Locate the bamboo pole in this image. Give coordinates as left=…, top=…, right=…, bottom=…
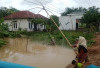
left=37, top=2, right=77, bottom=55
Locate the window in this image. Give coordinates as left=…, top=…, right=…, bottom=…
left=40, top=24, right=43, bottom=28
left=28, top=19, right=32, bottom=29
left=12, top=20, right=17, bottom=29
left=14, top=22, right=17, bottom=28
left=29, top=23, right=32, bottom=29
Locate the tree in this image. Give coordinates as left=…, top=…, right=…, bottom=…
left=0, top=7, right=19, bottom=19
left=47, top=15, right=59, bottom=31
left=81, top=6, right=100, bottom=31
left=61, top=7, right=87, bottom=16
left=0, top=18, right=8, bottom=46
left=0, top=18, right=9, bottom=38
left=31, top=18, right=48, bottom=31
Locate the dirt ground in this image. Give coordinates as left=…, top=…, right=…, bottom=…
left=66, top=32, right=100, bottom=68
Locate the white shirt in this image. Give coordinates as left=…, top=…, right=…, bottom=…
left=77, top=36, right=87, bottom=49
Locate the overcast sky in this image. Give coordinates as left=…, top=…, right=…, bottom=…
left=0, top=0, right=100, bottom=17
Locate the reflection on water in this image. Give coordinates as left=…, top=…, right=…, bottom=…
left=0, top=38, right=75, bottom=68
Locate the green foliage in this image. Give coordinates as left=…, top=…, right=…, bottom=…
left=30, top=32, right=50, bottom=42
left=0, top=18, right=9, bottom=38
left=0, top=40, right=7, bottom=47
left=87, top=40, right=95, bottom=47
left=30, top=31, right=95, bottom=47
left=61, top=6, right=100, bottom=31
left=9, top=32, right=21, bottom=38
left=83, top=33, right=94, bottom=40
left=0, top=7, right=18, bottom=46
left=61, top=7, right=87, bottom=16
left=81, top=6, right=100, bottom=31
left=47, top=15, right=59, bottom=31
left=0, top=18, right=7, bottom=46
left=31, top=18, right=48, bottom=31
left=20, top=29, right=30, bottom=36
left=0, top=7, right=19, bottom=18
left=31, top=18, right=48, bottom=24
left=9, top=29, right=29, bottom=38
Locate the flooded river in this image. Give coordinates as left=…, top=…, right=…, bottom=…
left=0, top=38, right=75, bottom=68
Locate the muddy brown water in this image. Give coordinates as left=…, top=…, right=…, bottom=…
left=0, top=38, right=75, bottom=68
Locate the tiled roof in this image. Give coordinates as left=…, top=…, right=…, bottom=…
left=4, top=11, right=47, bottom=20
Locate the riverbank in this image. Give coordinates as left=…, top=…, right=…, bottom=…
left=0, top=31, right=95, bottom=47
left=84, top=32, right=100, bottom=66
left=66, top=32, right=100, bottom=68
left=29, top=31, right=95, bottom=47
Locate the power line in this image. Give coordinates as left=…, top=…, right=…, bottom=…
left=24, top=0, right=39, bottom=5
left=45, top=0, right=65, bottom=12
left=24, top=0, right=63, bottom=15
left=24, top=0, right=68, bottom=31
left=37, top=9, right=43, bottom=14
left=37, top=0, right=77, bottom=55
left=45, top=7, right=61, bottom=14
left=24, top=0, right=73, bottom=30
left=28, top=7, right=42, bottom=10
left=23, top=0, right=78, bottom=31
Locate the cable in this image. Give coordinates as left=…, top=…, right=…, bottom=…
left=36, top=0, right=77, bottom=55
left=28, top=7, right=42, bottom=10
left=24, top=0, right=63, bottom=15
left=24, top=0, right=39, bottom=5
left=45, top=0, right=65, bottom=12
left=37, top=9, right=43, bottom=14
left=24, top=0, right=82, bottom=32
left=45, top=7, right=62, bottom=14
left=46, top=8, right=65, bottom=30
left=24, top=0, right=71, bottom=45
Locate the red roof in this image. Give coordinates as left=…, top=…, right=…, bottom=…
left=4, top=11, right=47, bottom=20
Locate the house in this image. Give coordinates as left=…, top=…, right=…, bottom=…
left=59, top=12, right=84, bottom=30
left=4, top=11, right=48, bottom=31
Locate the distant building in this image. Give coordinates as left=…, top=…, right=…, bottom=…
left=59, top=12, right=84, bottom=30
left=4, top=11, right=47, bottom=31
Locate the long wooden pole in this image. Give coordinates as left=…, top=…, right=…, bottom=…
left=37, top=2, right=77, bottom=55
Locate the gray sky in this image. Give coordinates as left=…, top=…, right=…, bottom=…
left=0, top=0, right=100, bottom=17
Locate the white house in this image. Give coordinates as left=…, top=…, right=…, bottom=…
left=59, top=12, right=84, bottom=30
left=4, top=11, right=48, bottom=31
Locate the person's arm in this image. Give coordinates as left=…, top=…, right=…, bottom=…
left=74, top=40, right=79, bottom=47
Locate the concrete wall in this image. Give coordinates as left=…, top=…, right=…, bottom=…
left=59, top=14, right=83, bottom=30
left=4, top=19, right=45, bottom=31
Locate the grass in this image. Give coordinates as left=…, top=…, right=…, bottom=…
left=29, top=30, right=95, bottom=47
left=0, top=30, right=95, bottom=47
left=0, top=39, right=7, bottom=47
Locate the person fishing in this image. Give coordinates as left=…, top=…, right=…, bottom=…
left=73, top=36, right=88, bottom=63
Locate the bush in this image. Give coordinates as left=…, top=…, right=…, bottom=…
left=87, top=40, right=95, bottom=46
left=9, top=32, right=21, bottom=38
left=20, top=29, right=29, bottom=35
left=83, top=33, right=94, bottom=40
left=0, top=40, right=7, bottom=47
